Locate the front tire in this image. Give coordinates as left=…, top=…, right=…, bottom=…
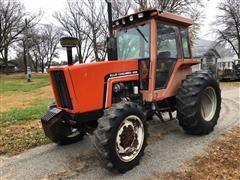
left=176, top=71, right=221, bottom=135
left=46, top=103, right=85, bottom=145
left=53, top=121, right=85, bottom=145
left=94, top=102, right=148, bottom=173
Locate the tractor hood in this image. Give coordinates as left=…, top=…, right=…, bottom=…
left=48, top=60, right=139, bottom=113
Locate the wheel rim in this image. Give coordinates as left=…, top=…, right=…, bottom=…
left=200, top=87, right=217, bottom=122
left=115, top=115, right=144, bottom=162
left=66, top=128, right=80, bottom=138
left=61, top=122, right=81, bottom=138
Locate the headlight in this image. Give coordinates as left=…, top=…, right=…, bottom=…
left=129, top=15, right=134, bottom=21
left=138, top=13, right=144, bottom=18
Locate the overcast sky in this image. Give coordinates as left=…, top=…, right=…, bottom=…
left=20, top=0, right=222, bottom=61
left=22, top=0, right=221, bottom=40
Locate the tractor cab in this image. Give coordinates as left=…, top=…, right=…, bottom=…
left=110, top=9, right=198, bottom=101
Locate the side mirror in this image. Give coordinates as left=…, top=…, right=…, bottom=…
left=60, top=37, right=79, bottom=65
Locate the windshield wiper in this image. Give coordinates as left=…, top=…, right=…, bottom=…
left=136, top=27, right=148, bottom=43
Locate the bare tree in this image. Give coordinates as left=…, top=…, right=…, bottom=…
left=215, top=0, right=240, bottom=58
left=27, top=25, right=62, bottom=73
left=0, top=0, right=40, bottom=74
left=78, top=0, right=108, bottom=61
left=55, top=0, right=109, bottom=62
left=133, top=0, right=148, bottom=10
left=54, top=1, right=92, bottom=63
left=43, top=24, right=62, bottom=68
left=111, top=0, right=133, bottom=18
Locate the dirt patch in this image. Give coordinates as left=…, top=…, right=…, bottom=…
left=0, top=86, right=52, bottom=112
left=0, top=120, right=49, bottom=156
left=148, top=127, right=179, bottom=144
left=146, top=126, right=240, bottom=180
left=220, top=82, right=240, bottom=90
left=48, top=153, right=100, bottom=180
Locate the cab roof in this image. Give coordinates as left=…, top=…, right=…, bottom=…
left=113, top=9, right=193, bottom=27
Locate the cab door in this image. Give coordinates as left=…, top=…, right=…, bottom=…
left=155, top=23, right=180, bottom=89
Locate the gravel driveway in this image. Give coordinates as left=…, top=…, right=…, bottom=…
left=1, top=87, right=239, bottom=180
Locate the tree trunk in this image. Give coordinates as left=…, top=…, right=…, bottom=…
left=35, top=60, right=38, bottom=73
left=4, top=47, right=9, bottom=75
left=92, top=29, right=99, bottom=61
left=31, top=57, right=38, bottom=73
left=41, top=59, right=44, bottom=73
left=23, top=42, right=27, bottom=74
left=238, top=39, right=240, bottom=59
left=48, top=58, right=52, bottom=69
left=77, top=42, right=83, bottom=64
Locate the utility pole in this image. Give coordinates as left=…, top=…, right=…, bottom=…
left=24, top=18, right=31, bottom=82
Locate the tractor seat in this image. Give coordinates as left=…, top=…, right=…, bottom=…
left=158, top=51, right=171, bottom=59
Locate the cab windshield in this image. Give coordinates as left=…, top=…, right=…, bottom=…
left=117, top=23, right=150, bottom=60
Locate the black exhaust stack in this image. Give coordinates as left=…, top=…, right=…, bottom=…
left=106, top=0, right=117, bottom=60
left=60, top=37, right=79, bottom=65
left=107, top=1, right=113, bottom=38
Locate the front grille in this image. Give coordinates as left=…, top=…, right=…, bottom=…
left=51, top=71, right=73, bottom=109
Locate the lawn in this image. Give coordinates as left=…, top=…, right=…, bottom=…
left=0, top=73, right=50, bottom=94
left=0, top=73, right=53, bottom=155
left=149, top=126, right=240, bottom=180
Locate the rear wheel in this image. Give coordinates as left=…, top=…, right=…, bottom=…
left=94, top=102, right=148, bottom=173
left=176, top=71, right=221, bottom=135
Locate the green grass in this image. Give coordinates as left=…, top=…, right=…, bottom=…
left=0, top=98, right=52, bottom=127
left=0, top=73, right=52, bottom=155
left=0, top=74, right=50, bottom=94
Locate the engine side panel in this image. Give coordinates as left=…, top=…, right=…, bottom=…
left=49, top=60, right=138, bottom=114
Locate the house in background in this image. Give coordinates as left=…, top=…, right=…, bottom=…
left=0, top=59, right=18, bottom=73
left=191, top=39, right=236, bottom=76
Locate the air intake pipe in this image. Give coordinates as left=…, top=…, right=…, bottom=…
left=60, top=37, right=79, bottom=65
left=105, top=0, right=117, bottom=60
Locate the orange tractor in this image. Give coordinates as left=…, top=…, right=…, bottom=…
left=41, top=2, right=221, bottom=173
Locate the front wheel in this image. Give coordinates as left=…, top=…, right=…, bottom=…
left=54, top=121, right=85, bottom=145
left=44, top=102, right=85, bottom=145
left=94, top=102, right=148, bottom=173
left=176, top=71, right=221, bottom=135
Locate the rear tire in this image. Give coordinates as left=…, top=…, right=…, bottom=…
left=176, top=71, right=221, bottom=135
left=94, top=101, right=148, bottom=173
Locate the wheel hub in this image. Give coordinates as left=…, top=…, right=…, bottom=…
left=119, top=125, right=136, bottom=149
left=200, top=87, right=217, bottom=121
left=115, top=115, right=144, bottom=162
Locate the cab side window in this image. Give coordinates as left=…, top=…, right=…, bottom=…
left=180, top=28, right=191, bottom=58
left=155, top=24, right=179, bottom=89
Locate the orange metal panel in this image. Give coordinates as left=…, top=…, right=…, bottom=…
left=152, top=60, right=199, bottom=101
left=49, top=60, right=138, bottom=114
left=142, top=19, right=157, bottom=102
left=113, top=9, right=192, bottom=28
